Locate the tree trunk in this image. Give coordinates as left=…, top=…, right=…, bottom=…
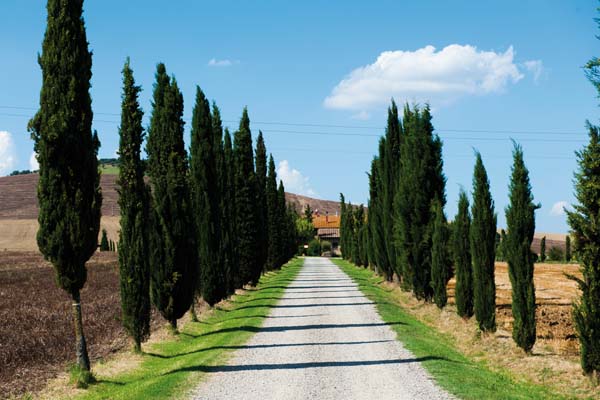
left=133, top=339, right=142, bottom=354
left=170, top=319, right=178, bottom=332
left=190, top=302, right=198, bottom=322
left=72, top=291, right=90, bottom=371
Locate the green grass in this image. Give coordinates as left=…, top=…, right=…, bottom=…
left=99, top=164, right=119, bottom=175
left=332, top=258, right=574, bottom=400
left=72, top=258, right=303, bottom=400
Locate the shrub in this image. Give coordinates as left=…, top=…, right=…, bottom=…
left=307, top=239, right=321, bottom=256
left=548, top=246, right=564, bottom=262
left=321, top=241, right=332, bottom=253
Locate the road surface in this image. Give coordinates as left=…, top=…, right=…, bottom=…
left=191, top=257, right=453, bottom=400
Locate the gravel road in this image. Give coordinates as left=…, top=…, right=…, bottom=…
left=191, top=257, right=454, bottom=400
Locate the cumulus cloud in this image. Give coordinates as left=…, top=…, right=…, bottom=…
left=29, top=151, right=39, bottom=171
left=351, top=110, right=371, bottom=121
left=277, top=160, right=317, bottom=197
left=550, top=201, right=571, bottom=217
left=0, top=131, right=16, bottom=176
left=208, top=58, right=236, bottom=67
left=324, top=44, right=540, bottom=111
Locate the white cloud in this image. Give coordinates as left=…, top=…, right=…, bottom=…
left=277, top=160, right=318, bottom=197
left=550, top=201, right=571, bottom=217
left=29, top=151, right=39, bottom=171
left=208, top=58, right=236, bottom=67
left=0, top=131, right=16, bottom=176
left=324, top=44, right=537, bottom=111
left=524, top=60, right=544, bottom=84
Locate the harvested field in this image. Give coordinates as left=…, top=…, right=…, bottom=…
left=448, top=261, right=581, bottom=356
left=0, top=251, right=160, bottom=399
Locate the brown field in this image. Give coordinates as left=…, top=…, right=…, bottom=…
left=0, top=251, right=161, bottom=399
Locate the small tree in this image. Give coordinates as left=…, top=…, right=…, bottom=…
left=431, top=199, right=448, bottom=309
left=548, top=246, right=564, bottom=262
left=566, top=123, right=600, bottom=379
left=307, top=239, right=321, bottom=256
left=100, top=229, right=109, bottom=251
left=565, top=235, right=572, bottom=262
left=304, top=204, right=313, bottom=222
left=540, top=236, right=546, bottom=262
left=453, top=189, right=473, bottom=318
left=505, top=143, right=538, bottom=353
left=322, top=240, right=332, bottom=253
left=470, top=152, right=497, bottom=332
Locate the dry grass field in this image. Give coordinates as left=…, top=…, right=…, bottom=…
left=0, top=251, right=161, bottom=398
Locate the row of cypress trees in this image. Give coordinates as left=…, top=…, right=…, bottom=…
left=31, top=0, right=297, bottom=369
left=340, top=101, right=539, bottom=353
left=119, top=62, right=298, bottom=348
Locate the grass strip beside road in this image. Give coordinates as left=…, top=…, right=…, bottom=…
left=332, top=258, right=571, bottom=400
left=72, top=258, right=303, bottom=400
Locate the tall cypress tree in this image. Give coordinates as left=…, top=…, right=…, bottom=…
left=340, top=194, right=348, bottom=259
left=353, top=205, right=365, bottom=266
left=453, top=189, right=474, bottom=318
left=565, top=235, right=572, bottom=262
left=255, top=132, right=269, bottom=273
left=100, top=229, right=109, bottom=251
left=368, top=157, right=391, bottom=279
left=566, top=124, right=600, bottom=378
left=395, top=105, right=445, bottom=300
left=117, top=60, right=151, bottom=352
left=233, top=108, right=260, bottom=286
left=28, top=0, right=101, bottom=372
left=431, top=199, right=448, bottom=309
left=539, top=236, right=546, bottom=262
left=505, top=143, right=538, bottom=353
left=266, top=155, right=282, bottom=270
left=470, top=152, right=497, bottom=332
left=147, top=64, right=197, bottom=330
left=277, top=180, right=290, bottom=265
left=190, top=87, right=224, bottom=307
left=222, top=128, right=239, bottom=294
left=382, top=102, right=401, bottom=276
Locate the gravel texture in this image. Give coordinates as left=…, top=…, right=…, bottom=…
left=191, top=257, right=454, bottom=400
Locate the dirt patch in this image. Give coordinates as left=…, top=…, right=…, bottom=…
left=0, top=251, right=161, bottom=399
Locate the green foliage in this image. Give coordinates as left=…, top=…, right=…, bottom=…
left=295, top=215, right=315, bottom=245
left=368, top=156, right=392, bottom=279
left=566, top=123, right=600, bottom=378
left=99, top=229, right=109, bottom=251
left=321, top=240, right=332, bottom=253
left=147, top=63, right=197, bottom=328
left=431, top=199, right=449, bottom=309
left=303, top=204, right=313, bottom=222
left=221, top=128, right=239, bottom=295
left=565, top=235, right=572, bottom=262
left=233, top=108, right=261, bottom=286
left=394, top=105, right=446, bottom=300
left=352, top=205, right=366, bottom=266
left=255, top=132, right=269, bottom=273
left=470, top=153, right=497, bottom=332
left=539, top=236, right=546, bottom=262
left=505, top=143, right=538, bottom=352
left=547, top=246, right=564, bottom=261
left=453, top=189, right=473, bottom=318
left=266, top=155, right=283, bottom=270
left=116, top=59, right=151, bottom=352
left=189, top=87, right=224, bottom=307
left=28, top=0, right=101, bottom=371
left=307, top=239, right=321, bottom=256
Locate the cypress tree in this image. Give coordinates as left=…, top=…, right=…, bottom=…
left=233, top=108, right=260, bottom=286
left=117, top=60, right=151, bottom=352
left=453, top=189, right=473, bottom=318
left=146, top=64, right=197, bottom=330
left=304, top=204, right=314, bottom=222
left=382, top=102, right=401, bottom=277
left=565, top=235, right=572, bottom=262
left=266, top=155, right=282, bottom=270
left=566, top=123, right=600, bottom=379
left=28, top=0, right=101, bottom=372
left=222, top=128, right=239, bottom=294
left=189, top=87, right=224, bottom=307
left=470, top=152, right=497, bottom=332
left=431, top=199, right=448, bottom=309
left=277, top=180, right=290, bottom=265
left=255, top=132, right=269, bottom=273
left=505, top=143, right=538, bottom=353
left=353, top=205, right=365, bottom=266
left=395, top=105, right=445, bottom=299
left=539, top=236, right=546, bottom=262
left=340, top=194, right=348, bottom=259
left=100, top=229, right=109, bottom=251
left=368, top=157, right=389, bottom=278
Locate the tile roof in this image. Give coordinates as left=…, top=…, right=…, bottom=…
left=312, top=215, right=340, bottom=229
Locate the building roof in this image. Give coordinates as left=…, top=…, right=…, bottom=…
left=317, top=228, right=340, bottom=239
left=313, top=215, right=340, bottom=229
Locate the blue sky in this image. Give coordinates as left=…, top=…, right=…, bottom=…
left=0, top=0, right=598, bottom=233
